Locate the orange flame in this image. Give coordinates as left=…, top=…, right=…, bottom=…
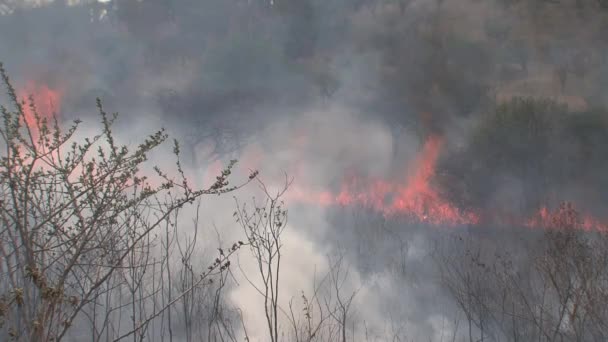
left=286, top=136, right=479, bottom=226
left=387, top=136, right=479, bottom=224
left=19, top=81, right=62, bottom=141
left=525, top=202, right=608, bottom=232
left=283, top=135, right=607, bottom=231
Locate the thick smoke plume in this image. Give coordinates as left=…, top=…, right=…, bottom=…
left=2, top=0, right=608, bottom=341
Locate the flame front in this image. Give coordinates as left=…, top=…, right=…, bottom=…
left=283, top=135, right=606, bottom=231
left=526, top=203, right=608, bottom=232
left=19, top=81, right=62, bottom=141
left=287, top=136, right=479, bottom=226
left=18, top=80, right=604, bottom=231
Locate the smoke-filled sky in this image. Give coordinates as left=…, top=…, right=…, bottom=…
left=2, top=0, right=608, bottom=340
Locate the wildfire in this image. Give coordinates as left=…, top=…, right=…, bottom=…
left=526, top=202, right=608, bottom=232
left=286, top=136, right=479, bottom=226
left=282, top=135, right=606, bottom=231
left=18, top=81, right=62, bottom=140
left=11, top=78, right=607, bottom=231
